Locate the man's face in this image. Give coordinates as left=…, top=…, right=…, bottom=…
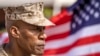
left=16, top=21, right=47, bottom=55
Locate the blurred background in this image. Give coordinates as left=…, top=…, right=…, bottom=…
left=1, top=0, right=100, bottom=56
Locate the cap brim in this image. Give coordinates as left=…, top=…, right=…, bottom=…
left=21, top=17, right=55, bottom=26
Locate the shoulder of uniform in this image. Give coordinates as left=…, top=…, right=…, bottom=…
left=0, top=45, right=7, bottom=56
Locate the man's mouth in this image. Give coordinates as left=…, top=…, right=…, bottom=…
left=37, top=45, right=45, bottom=49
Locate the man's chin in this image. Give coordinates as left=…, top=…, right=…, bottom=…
left=33, top=48, right=44, bottom=55
left=35, top=50, right=44, bottom=55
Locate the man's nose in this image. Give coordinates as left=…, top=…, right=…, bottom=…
left=39, top=33, right=47, bottom=40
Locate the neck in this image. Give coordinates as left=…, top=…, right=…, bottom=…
left=4, top=41, right=37, bottom=56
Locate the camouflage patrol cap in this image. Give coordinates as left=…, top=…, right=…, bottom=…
left=4, top=2, right=55, bottom=26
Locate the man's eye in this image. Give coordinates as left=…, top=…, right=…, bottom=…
left=43, top=27, right=45, bottom=30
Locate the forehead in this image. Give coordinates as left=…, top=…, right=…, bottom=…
left=16, top=20, right=45, bottom=29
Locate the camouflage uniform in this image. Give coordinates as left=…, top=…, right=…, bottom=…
left=0, top=45, right=8, bottom=56
left=0, top=45, right=35, bottom=56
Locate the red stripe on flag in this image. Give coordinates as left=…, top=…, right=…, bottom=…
left=51, top=10, right=72, bottom=25
left=82, top=53, right=100, bottom=56
left=4, top=37, right=9, bottom=43
left=44, top=35, right=100, bottom=55
left=46, top=31, right=70, bottom=41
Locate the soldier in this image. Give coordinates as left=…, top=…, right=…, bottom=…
left=0, top=2, right=55, bottom=56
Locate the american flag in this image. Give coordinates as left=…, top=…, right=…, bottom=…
left=44, top=0, right=100, bottom=56
left=0, top=0, right=100, bottom=56
left=0, top=32, right=8, bottom=45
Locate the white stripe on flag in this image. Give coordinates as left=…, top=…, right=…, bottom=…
left=66, top=42, right=100, bottom=56
left=45, top=22, right=70, bottom=36
left=45, top=24, right=100, bottom=49
left=55, top=42, right=100, bottom=56
left=0, top=32, right=8, bottom=45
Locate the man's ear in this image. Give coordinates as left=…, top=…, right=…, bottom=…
left=10, top=26, right=20, bottom=38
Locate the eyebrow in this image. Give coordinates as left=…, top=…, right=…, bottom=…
left=29, top=25, right=45, bottom=30
left=37, top=26, right=45, bottom=30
